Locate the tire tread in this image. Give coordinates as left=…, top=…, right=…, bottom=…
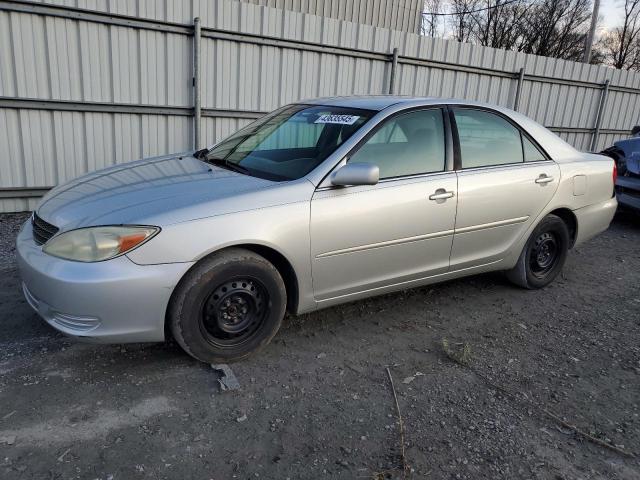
left=168, top=248, right=286, bottom=363
left=506, top=214, right=569, bottom=289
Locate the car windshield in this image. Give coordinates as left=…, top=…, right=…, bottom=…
left=204, top=104, right=374, bottom=181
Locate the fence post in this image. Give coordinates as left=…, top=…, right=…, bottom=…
left=590, top=79, right=610, bottom=152
left=513, top=67, right=525, bottom=111
left=193, top=17, right=202, bottom=150
left=388, top=47, right=399, bottom=95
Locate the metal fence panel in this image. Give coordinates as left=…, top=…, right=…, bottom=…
left=237, top=0, right=422, bottom=33
left=1, top=0, right=640, bottom=212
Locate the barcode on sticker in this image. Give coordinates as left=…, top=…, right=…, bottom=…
left=314, top=114, right=360, bottom=125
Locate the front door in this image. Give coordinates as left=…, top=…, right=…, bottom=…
left=449, top=107, right=560, bottom=270
left=310, top=108, right=458, bottom=301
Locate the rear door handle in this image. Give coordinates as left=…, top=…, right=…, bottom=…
left=429, top=189, right=455, bottom=201
left=535, top=174, right=554, bottom=184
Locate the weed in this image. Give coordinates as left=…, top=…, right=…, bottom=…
left=441, top=338, right=472, bottom=366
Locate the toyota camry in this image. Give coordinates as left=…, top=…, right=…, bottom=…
left=17, top=97, right=617, bottom=363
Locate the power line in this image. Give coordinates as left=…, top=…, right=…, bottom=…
left=422, top=0, right=525, bottom=17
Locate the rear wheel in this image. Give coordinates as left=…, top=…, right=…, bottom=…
left=169, top=249, right=286, bottom=363
left=506, top=214, right=570, bottom=289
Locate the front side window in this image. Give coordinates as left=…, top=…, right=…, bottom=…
left=348, top=109, right=446, bottom=179
left=205, top=105, right=374, bottom=181
left=454, top=109, right=524, bottom=168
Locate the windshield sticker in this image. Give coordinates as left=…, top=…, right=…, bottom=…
left=314, top=114, right=360, bottom=125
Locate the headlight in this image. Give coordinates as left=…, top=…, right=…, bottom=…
left=43, top=226, right=159, bottom=262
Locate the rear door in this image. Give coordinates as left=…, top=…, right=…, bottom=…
left=449, top=107, right=560, bottom=270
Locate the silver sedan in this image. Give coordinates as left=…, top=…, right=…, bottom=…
left=17, top=97, right=617, bottom=363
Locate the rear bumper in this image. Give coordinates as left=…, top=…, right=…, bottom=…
left=615, top=175, right=640, bottom=211
left=573, top=197, right=617, bottom=247
left=17, top=220, right=193, bottom=343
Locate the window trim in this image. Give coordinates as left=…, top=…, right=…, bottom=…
left=448, top=105, right=552, bottom=171
left=327, top=105, right=453, bottom=185
left=456, top=158, right=556, bottom=176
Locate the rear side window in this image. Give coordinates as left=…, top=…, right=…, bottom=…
left=522, top=135, right=546, bottom=162
left=348, top=109, right=446, bottom=179
left=453, top=109, right=524, bottom=168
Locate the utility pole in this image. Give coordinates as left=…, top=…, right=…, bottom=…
left=583, top=0, right=600, bottom=63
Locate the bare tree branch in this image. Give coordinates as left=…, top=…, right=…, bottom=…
left=597, top=0, right=640, bottom=70
left=426, top=0, right=595, bottom=64
left=422, top=0, right=444, bottom=37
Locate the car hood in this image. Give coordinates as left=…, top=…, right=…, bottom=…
left=36, top=153, right=280, bottom=230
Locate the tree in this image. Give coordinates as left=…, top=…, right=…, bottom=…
left=467, top=0, right=532, bottom=49
left=518, top=0, right=593, bottom=61
left=449, top=0, right=481, bottom=42
left=596, top=0, right=640, bottom=70
left=421, top=0, right=595, bottom=62
left=422, top=0, right=444, bottom=36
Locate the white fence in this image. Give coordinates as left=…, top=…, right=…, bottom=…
left=1, top=0, right=640, bottom=212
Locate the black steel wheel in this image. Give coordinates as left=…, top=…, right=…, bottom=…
left=506, top=214, right=570, bottom=289
left=528, top=231, right=559, bottom=278
left=169, top=249, right=287, bottom=363
left=200, top=278, right=269, bottom=348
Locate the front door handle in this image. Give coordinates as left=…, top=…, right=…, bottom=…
left=535, top=174, right=554, bottom=184
left=429, top=189, right=455, bottom=201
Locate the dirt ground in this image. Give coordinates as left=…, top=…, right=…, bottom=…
left=0, top=211, right=639, bottom=480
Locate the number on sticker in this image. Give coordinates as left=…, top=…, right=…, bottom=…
left=314, top=114, right=360, bottom=125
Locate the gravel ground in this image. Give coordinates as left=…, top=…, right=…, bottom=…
left=0, top=211, right=639, bottom=480
left=0, top=213, right=29, bottom=269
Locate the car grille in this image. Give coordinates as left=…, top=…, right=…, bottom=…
left=32, top=213, right=59, bottom=246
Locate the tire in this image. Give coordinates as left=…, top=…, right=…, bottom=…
left=506, top=214, right=570, bottom=289
left=168, top=248, right=287, bottom=363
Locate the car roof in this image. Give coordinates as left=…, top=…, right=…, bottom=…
left=298, top=95, right=581, bottom=161
left=299, top=95, right=505, bottom=111
left=300, top=95, right=429, bottom=110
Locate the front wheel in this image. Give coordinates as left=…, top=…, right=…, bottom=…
left=169, top=249, right=287, bottom=363
left=506, top=214, right=570, bottom=289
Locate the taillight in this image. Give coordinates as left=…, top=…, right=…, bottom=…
left=613, top=161, right=618, bottom=185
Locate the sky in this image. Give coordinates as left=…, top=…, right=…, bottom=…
left=427, top=1, right=627, bottom=37
left=598, top=0, right=624, bottom=32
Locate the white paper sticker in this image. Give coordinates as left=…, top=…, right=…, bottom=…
left=314, top=114, right=360, bottom=125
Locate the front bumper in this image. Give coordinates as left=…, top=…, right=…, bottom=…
left=16, top=220, right=193, bottom=343
left=616, top=175, right=640, bottom=211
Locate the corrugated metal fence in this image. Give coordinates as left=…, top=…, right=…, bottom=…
left=237, top=0, right=423, bottom=33
left=1, top=0, right=640, bottom=213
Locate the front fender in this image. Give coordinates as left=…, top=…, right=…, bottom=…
left=126, top=202, right=315, bottom=314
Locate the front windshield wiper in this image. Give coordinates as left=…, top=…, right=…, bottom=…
left=206, top=157, right=251, bottom=175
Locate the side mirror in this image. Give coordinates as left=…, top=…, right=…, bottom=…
left=330, top=162, right=379, bottom=186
